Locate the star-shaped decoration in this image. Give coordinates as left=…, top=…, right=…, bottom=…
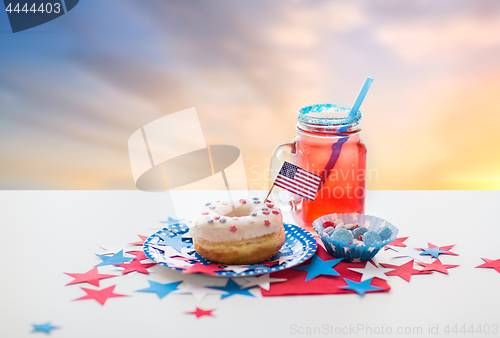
left=128, top=235, right=148, bottom=246
left=385, top=236, right=409, bottom=250
left=65, top=267, right=117, bottom=287
left=185, top=307, right=215, bottom=318
left=136, top=280, right=182, bottom=299
left=340, top=278, right=383, bottom=295
left=158, top=256, right=195, bottom=268
left=363, top=219, right=371, bottom=228
left=127, top=250, right=149, bottom=261
left=419, top=243, right=458, bottom=258
left=476, top=258, right=500, bottom=273
left=391, top=246, right=425, bottom=261
left=293, top=255, right=343, bottom=281
left=240, top=273, right=287, bottom=291
left=74, top=285, right=127, bottom=305
left=270, top=251, right=295, bottom=265
left=114, top=259, right=156, bottom=275
left=148, top=244, right=195, bottom=260
left=181, top=263, right=225, bottom=276
left=223, top=265, right=251, bottom=274
left=208, top=278, right=255, bottom=299
left=416, top=259, right=459, bottom=274
left=348, top=261, right=394, bottom=281
left=352, top=213, right=358, bottom=221
left=156, top=234, right=191, bottom=253
left=32, top=322, right=59, bottom=334
left=95, top=250, right=133, bottom=267
left=173, top=282, right=228, bottom=301
left=159, top=217, right=182, bottom=225
left=380, top=260, right=432, bottom=282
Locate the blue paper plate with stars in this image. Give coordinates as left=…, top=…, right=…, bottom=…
left=143, top=222, right=317, bottom=277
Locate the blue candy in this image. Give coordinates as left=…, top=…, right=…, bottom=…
left=253, top=201, right=261, bottom=204
left=352, top=227, right=368, bottom=240
left=205, top=202, right=211, bottom=206
left=209, top=206, right=216, bottom=209
left=262, top=207, right=269, bottom=211
left=252, top=197, right=259, bottom=200
left=220, top=218, right=227, bottom=223
left=331, top=228, right=354, bottom=244
left=379, top=227, right=392, bottom=241
left=362, top=231, right=381, bottom=244
left=207, top=219, right=214, bottom=223
left=250, top=212, right=257, bottom=216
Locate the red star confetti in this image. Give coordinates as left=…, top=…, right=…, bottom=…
left=128, top=235, right=148, bottom=246
left=115, top=259, right=156, bottom=275
left=74, top=285, right=127, bottom=305
left=185, top=308, right=215, bottom=318
left=181, top=263, right=225, bottom=276
left=64, top=267, right=117, bottom=287
left=476, top=258, right=500, bottom=274
left=380, top=260, right=432, bottom=282
left=384, top=236, right=409, bottom=250
left=127, top=250, right=149, bottom=261
left=416, top=259, right=459, bottom=274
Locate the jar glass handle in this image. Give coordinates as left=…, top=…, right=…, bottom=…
left=269, top=141, right=301, bottom=211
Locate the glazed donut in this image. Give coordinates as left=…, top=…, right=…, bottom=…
left=189, top=197, right=285, bottom=265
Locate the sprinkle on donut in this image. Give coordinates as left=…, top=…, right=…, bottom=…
left=202, top=212, right=208, bottom=215
left=264, top=220, right=271, bottom=226
left=272, top=210, right=279, bottom=215
left=267, top=204, right=274, bottom=208
left=239, top=199, right=246, bottom=204
left=230, top=226, right=237, bottom=233
left=262, top=211, right=270, bottom=215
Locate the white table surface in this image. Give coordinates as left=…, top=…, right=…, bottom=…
left=1, top=190, right=499, bottom=338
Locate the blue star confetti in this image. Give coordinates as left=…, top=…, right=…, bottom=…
left=160, top=217, right=183, bottom=225
left=208, top=279, right=255, bottom=299
left=293, top=255, right=343, bottom=281
left=419, top=247, right=447, bottom=259
left=95, top=250, right=133, bottom=267
left=156, top=233, right=191, bottom=252
left=136, top=280, right=183, bottom=299
left=340, top=278, right=383, bottom=296
left=31, top=322, right=59, bottom=334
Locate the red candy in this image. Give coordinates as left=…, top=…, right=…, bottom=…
left=239, top=199, right=246, bottom=204
left=266, top=204, right=274, bottom=208
left=359, top=235, right=363, bottom=241
left=230, top=226, right=237, bottom=233
left=202, top=212, right=208, bottom=215
left=272, top=210, right=280, bottom=215
left=266, top=199, right=272, bottom=203
left=264, top=220, right=271, bottom=226
left=262, top=211, right=270, bottom=215
left=214, top=216, right=220, bottom=220
left=323, top=221, right=335, bottom=228
left=354, top=224, right=360, bottom=229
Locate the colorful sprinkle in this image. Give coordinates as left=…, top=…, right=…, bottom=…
left=261, top=207, right=269, bottom=211
left=250, top=212, right=257, bottom=216
left=266, top=199, right=271, bottom=203
left=230, top=226, right=237, bottom=233
left=239, top=199, right=246, bottom=204
left=264, top=220, right=271, bottom=226
left=205, top=202, right=211, bottom=206
left=202, top=212, right=208, bottom=215
left=252, top=197, right=259, bottom=200
left=214, top=216, right=221, bottom=220
left=220, top=218, right=227, bottom=223
left=207, top=219, right=214, bottom=223
left=262, top=211, right=270, bottom=215
left=266, top=204, right=274, bottom=208
left=253, top=201, right=261, bottom=204
left=209, top=206, right=216, bottom=209
left=272, top=210, right=280, bottom=215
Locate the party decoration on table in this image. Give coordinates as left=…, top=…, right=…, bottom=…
left=160, top=217, right=184, bottom=225
left=416, top=259, right=459, bottom=274
left=208, top=279, right=256, bottom=299
left=95, top=250, right=134, bottom=267
left=293, top=255, right=342, bottom=281
left=262, top=246, right=390, bottom=297
left=313, top=213, right=398, bottom=262
left=390, top=246, right=425, bottom=262
left=475, top=258, right=500, bottom=274
left=181, top=263, right=226, bottom=276
left=380, top=260, right=432, bottom=282
left=157, top=233, right=191, bottom=252
left=240, top=274, right=287, bottom=291
left=74, top=285, right=128, bottom=305
left=348, top=261, right=393, bottom=282
left=185, top=307, right=215, bottom=319
left=266, top=161, right=321, bottom=202
left=128, top=235, right=148, bottom=246
left=136, top=280, right=183, bottom=299
left=31, top=322, right=59, bottom=334
left=385, top=236, right=409, bottom=250
left=64, top=267, right=117, bottom=287
left=340, top=278, right=383, bottom=296
left=173, top=281, right=228, bottom=301
left=114, top=260, right=156, bottom=275
left=127, top=250, right=149, bottom=261
left=419, top=243, right=458, bottom=258
left=144, top=223, right=317, bottom=277
left=98, top=244, right=131, bottom=256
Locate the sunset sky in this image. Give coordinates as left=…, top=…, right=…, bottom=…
left=1, top=0, right=500, bottom=190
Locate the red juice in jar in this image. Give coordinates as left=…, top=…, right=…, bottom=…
left=271, top=103, right=367, bottom=229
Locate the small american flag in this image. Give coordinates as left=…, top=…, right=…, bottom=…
left=274, top=161, right=321, bottom=201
